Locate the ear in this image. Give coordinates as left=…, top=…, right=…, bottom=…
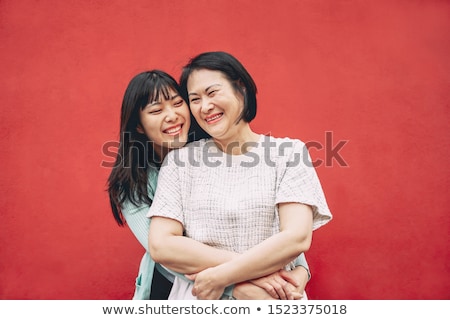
left=136, top=124, right=144, bottom=134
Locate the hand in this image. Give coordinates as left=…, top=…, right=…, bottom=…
left=233, top=281, right=277, bottom=300
left=185, top=268, right=226, bottom=300
left=279, top=268, right=306, bottom=300
left=250, top=269, right=305, bottom=300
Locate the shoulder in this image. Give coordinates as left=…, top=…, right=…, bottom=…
left=264, top=135, right=305, bottom=147
left=261, top=135, right=307, bottom=157
left=164, top=138, right=211, bottom=162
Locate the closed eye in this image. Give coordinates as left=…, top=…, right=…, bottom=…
left=190, top=97, right=200, bottom=104
left=173, top=99, right=184, bottom=107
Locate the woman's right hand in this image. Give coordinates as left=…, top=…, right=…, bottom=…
left=235, top=269, right=304, bottom=300
left=233, top=282, right=276, bottom=300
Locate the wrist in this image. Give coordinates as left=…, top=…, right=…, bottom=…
left=212, top=263, right=235, bottom=288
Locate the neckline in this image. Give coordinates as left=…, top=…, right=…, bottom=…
left=210, top=134, right=264, bottom=155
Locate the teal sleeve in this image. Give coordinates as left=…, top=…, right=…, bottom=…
left=122, top=199, right=152, bottom=251
left=121, top=167, right=159, bottom=251
left=294, top=253, right=311, bottom=280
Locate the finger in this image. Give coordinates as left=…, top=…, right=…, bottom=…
left=260, top=283, right=280, bottom=299
left=283, top=281, right=299, bottom=300
left=279, top=269, right=300, bottom=287
left=283, top=282, right=296, bottom=293
left=273, top=281, right=288, bottom=300
left=288, top=292, right=303, bottom=300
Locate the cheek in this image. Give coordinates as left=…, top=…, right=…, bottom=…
left=140, top=118, right=161, bottom=140
left=184, top=114, right=191, bottom=130
left=192, top=113, right=203, bottom=125
left=189, top=104, right=202, bottom=119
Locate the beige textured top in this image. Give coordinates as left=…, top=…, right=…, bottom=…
left=148, top=135, right=332, bottom=253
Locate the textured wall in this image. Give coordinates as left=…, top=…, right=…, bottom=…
left=1, top=0, right=449, bottom=299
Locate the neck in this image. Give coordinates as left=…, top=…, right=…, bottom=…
left=213, top=125, right=260, bottom=155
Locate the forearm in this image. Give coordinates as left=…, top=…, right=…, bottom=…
left=215, top=230, right=311, bottom=287
left=211, top=203, right=313, bottom=288
left=149, top=225, right=237, bottom=274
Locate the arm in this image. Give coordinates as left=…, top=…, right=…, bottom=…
left=122, top=167, right=160, bottom=252
left=167, top=202, right=312, bottom=299
left=122, top=201, right=151, bottom=251
left=149, top=216, right=238, bottom=274
left=151, top=203, right=312, bottom=277
left=293, top=253, right=311, bottom=280
left=149, top=215, right=309, bottom=300
left=188, top=202, right=313, bottom=299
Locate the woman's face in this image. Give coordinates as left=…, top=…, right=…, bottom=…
left=137, top=88, right=191, bottom=157
left=187, top=69, right=245, bottom=144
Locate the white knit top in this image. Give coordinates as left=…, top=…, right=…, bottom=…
left=147, top=135, right=332, bottom=253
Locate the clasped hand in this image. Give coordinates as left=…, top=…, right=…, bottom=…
left=186, top=268, right=303, bottom=300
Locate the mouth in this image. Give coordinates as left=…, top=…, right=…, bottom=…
left=163, top=124, right=183, bottom=136
left=205, top=113, right=223, bottom=124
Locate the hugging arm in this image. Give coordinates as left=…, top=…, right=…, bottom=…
left=149, top=216, right=238, bottom=273
left=149, top=215, right=310, bottom=300
left=150, top=202, right=313, bottom=299
left=187, top=202, right=313, bottom=299
left=148, top=148, right=316, bottom=299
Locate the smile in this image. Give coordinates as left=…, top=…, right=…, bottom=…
left=205, top=113, right=223, bottom=124
left=163, top=124, right=183, bottom=135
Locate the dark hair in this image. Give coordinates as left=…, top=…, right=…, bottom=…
left=179, top=51, right=257, bottom=123
left=107, top=70, right=208, bottom=226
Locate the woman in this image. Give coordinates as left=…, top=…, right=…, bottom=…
left=108, top=70, right=311, bottom=300
left=148, top=52, right=333, bottom=300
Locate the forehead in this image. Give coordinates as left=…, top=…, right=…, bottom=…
left=187, top=69, right=228, bottom=91
left=150, top=86, right=179, bottom=102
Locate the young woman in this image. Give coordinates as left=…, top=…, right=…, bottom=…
left=148, top=52, right=333, bottom=300
left=108, top=70, right=311, bottom=300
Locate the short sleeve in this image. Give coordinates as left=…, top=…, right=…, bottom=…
left=275, top=140, right=332, bottom=230
left=146, top=150, right=184, bottom=225
left=121, top=167, right=159, bottom=251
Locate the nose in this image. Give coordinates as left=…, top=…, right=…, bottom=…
left=200, top=98, right=214, bottom=114
left=165, top=107, right=178, bottom=122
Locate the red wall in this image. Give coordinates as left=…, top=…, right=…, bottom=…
left=1, top=0, right=449, bottom=299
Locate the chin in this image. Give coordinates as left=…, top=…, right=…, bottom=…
left=170, top=139, right=187, bottom=149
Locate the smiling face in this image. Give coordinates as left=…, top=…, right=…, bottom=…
left=187, top=69, right=248, bottom=147
left=137, top=88, right=191, bottom=159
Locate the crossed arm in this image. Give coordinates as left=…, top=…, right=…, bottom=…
left=123, top=199, right=310, bottom=299
left=149, top=202, right=313, bottom=299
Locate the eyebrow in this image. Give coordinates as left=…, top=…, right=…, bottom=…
left=188, top=84, right=221, bottom=97
left=146, top=93, right=181, bottom=106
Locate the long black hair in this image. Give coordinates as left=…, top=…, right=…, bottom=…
left=107, top=70, right=208, bottom=226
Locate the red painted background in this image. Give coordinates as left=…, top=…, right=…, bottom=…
left=1, top=0, right=449, bottom=300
